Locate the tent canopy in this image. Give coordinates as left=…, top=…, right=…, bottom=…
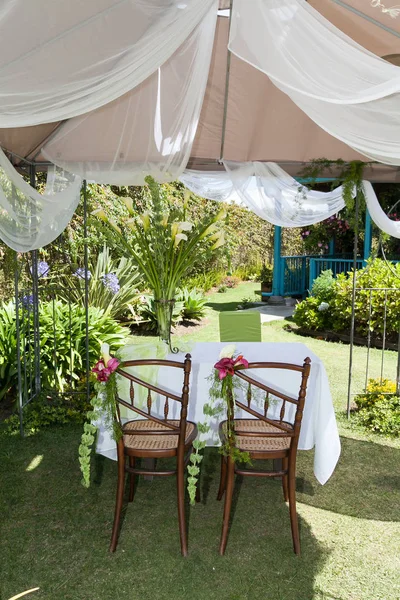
left=1, top=0, right=400, bottom=182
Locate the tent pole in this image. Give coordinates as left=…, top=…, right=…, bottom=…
left=347, top=190, right=361, bottom=418
left=330, top=0, right=400, bottom=39
left=219, top=0, right=233, bottom=162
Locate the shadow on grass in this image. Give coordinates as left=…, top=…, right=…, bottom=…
left=1, top=427, right=329, bottom=600
left=205, top=301, right=240, bottom=313
left=296, top=435, right=400, bottom=522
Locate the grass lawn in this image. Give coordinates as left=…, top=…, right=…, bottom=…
left=1, top=283, right=399, bottom=600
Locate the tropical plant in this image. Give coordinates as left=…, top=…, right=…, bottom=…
left=137, top=295, right=184, bottom=332
left=38, top=301, right=130, bottom=392
left=0, top=300, right=130, bottom=402
left=92, top=176, right=226, bottom=346
left=259, top=262, right=273, bottom=284
left=177, top=287, right=207, bottom=321
left=54, top=245, right=142, bottom=320
left=0, top=301, right=17, bottom=401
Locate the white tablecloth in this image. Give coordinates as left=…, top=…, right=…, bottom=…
left=96, top=342, right=341, bottom=485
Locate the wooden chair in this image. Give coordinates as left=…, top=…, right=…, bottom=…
left=109, top=353, right=197, bottom=556
left=217, top=358, right=311, bottom=555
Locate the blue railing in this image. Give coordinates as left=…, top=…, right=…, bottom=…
left=308, top=257, right=364, bottom=292
left=280, top=255, right=310, bottom=296
left=264, top=255, right=400, bottom=299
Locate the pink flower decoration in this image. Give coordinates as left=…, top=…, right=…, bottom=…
left=214, top=357, right=235, bottom=380
left=107, top=357, right=119, bottom=373
left=214, top=354, right=249, bottom=379
left=234, top=355, right=249, bottom=369
left=92, top=356, right=119, bottom=382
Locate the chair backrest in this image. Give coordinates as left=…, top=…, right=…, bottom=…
left=227, top=358, right=311, bottom=454
left=115, top=354, right=191, bottom=452
left=219, top=311, right=262, bottom=342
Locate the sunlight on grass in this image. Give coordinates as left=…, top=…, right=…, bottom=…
left=25, top=455, right=43, bottom=472
left=8, top=588, right=40, bottom=600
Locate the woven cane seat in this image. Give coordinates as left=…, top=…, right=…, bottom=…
left=221, top=419, right=293, bottom=452
left=123, top=419, right=196, bottom=451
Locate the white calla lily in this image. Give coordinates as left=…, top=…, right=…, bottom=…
left=101, top=343, right=111, bottom=365
left=123, top=198, right=134, bottom=215
left=178, top=221, right=193, bottom=232
left=219, top=344, right=236, bottom=359
left=174, top=233, right=187, bottom=247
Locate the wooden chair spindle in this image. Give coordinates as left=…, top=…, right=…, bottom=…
left=264, top=392, right=269, bottom=417
left=164, top=397, right=169, bottom=420
left=147, top=388, right=152, bottom=415
left=129, top=381, right=134, bottom=405
left=247, top=382, right=252, bottom=408
left=280, top=399, right=286, bottom=422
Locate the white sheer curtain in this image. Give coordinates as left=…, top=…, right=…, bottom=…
left=229, top=0, right=400, bottom=165
left=42, top=4, right=218, bottom=185
left=0, top=0, right=216, bottom=127
left=0, top=149, right=81, bottom=252
left=181, top=162, right=347, bottom=226
left=363, top=181, right=400, bottom=239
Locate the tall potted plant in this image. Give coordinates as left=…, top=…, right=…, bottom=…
left=260, top=262, right=273, bottom=300
left=93, top=177, right=226, bottom=348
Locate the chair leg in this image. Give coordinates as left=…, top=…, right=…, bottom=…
left=288, top=465, right=300, bottom=555
left=217, top=455, right=227, bottom=501
left=128, top=456, right=135, bottom=502
left=176, top=459, right=188, bottom=557
left=282, top=456, right=289, bottom=502
left=109, top=443, right=126, bottom=552
left=219, top=456, right=235, bottom=555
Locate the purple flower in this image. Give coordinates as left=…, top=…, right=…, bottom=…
left=101, top=273, right=120, bottom=295
left=21, top=294, right=34, bottom=308
left=318, top=242, right=322, bottom=248
left=30, top=261, right=50, bottom=278
left=74, top=268, right=92, bottom=280
left=305, top=231, right=310, bottom=236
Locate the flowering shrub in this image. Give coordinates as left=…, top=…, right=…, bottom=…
left=300, top=215, right=352, bottom=254
left=293, top=259, right=400, bottom=340
left=354, top=379, right=400, bottom=436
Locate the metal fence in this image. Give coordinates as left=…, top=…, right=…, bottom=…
left=347, top=286, right=400, bottom=415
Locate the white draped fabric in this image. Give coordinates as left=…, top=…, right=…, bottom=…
left=363, top=181, right=400, bottom=239
left=229, top=0, right=400, bottom=166
left=0, top=0, right=216, bottom=127
left=0, top=149, right=81, bottom=252
left=42, top=4, right=218, bottom=185
left=181, top=161, right=347, bottom=227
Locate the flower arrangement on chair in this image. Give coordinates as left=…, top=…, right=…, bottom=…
left=79, top=343, right=121, bottom=487
left=188, top=345, right=251, bottom=504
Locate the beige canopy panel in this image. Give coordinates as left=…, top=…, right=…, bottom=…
left=1, top=0, right=400, bottom=182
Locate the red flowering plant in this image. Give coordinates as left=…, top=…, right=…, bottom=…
left=79, top=343, right=121, bottom=488
left=301, top=214, right=353, bottom=254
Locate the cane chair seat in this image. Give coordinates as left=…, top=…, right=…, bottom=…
left=123, top=419, right=197, bottom=452
left=220, top=419, right=292, bottom=452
